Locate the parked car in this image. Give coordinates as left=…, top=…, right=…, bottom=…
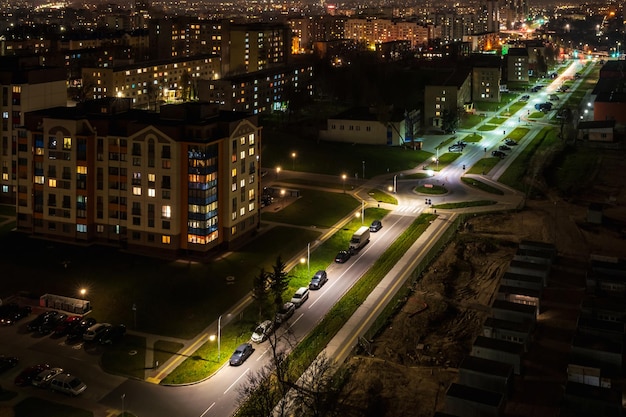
left=290, top=287, right=310, bottom=308
left=229, top=343, right=254, bottom=366
left=520, top=95, right=530, bottom=101
left=275, top=302, right=295, bottom=324
left=448, top=145, right=463, bottom=153
left=0, top=356, right=18, bottom=373
left=0, top=303, right=31, bottom=325
left=334, top=250, right=351, bottom=264
left=32, top=367, right=64, bottom=387
left=53, top=316, right=82, bottom=337
left=530, top=85, right=542, bottom=92
left=499, top=145, right=511, bottom=151
left=309, top=270, right=328, bottom=290
left=38, top=313, right=67, bottom=335
left=505, top=139, right=518, bottom=146
left=251, top=320, right=274, bottom=343
left=50, top=373, right=87, bottom=396
left=14, top=363, right=50, bottom=386
left=97, top=324, right=127, bottom=345
left=67, top=317, right=97, bottom=342
left=27, top=311, right=59, bottom=332
left=369, top=220, right=382, bottom=232
left=491, top=150, right=506, bottom=158
left=83, top=323, right=111, bottom=341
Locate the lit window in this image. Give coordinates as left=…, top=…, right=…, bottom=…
left=240, top=136, right=246, bottom=145
left=148, top=173, right=156, bottom=182
left=232, top=182, right=237, bottom=191
left=34, top=175, right=44, bottom=184
left=240, top=179, right=245, bottom=187
left=162, top=205, right=171, bottom=218
left=148, top=189, right=156, bottom=197
left=240, top=150, right=245, bottom=159
left=49, top=179, right=57, bottom=188
left=231, top=226, right=237, bottom=235
left=77, top=166, right=87, bottom=174
left=248, top=147, right=255, bottom=156
left=162, top=235, right=171, bottom=244
left=248, top=134, right=255, bottom=145
left=76, top=224, right=87, bottom=233
left=133, top=187, right=141, bottom=196
left=231, top=168, right=237, bottom=177
left=248, top=202, right=255, bottom=211
left=240, top=207, right=245, bottom=216
left=2, top=173, right=9, bottom=181
left=63, top=137, right=72, bottom=150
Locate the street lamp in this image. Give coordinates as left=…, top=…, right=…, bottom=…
left=393, top=175, right=397, bottom=193
left=362, top=161, right=365, bottom=180
left=432, top=156, right=439, bottom=171
left=79, top=288, right=87, bottom=299
left=291, top=152, right=296, bottom=170
left=276, top=166, right=281, bottom=180
left=358, top=200, right=364, bottom=224
left=342, top=174, right=347, bottom=193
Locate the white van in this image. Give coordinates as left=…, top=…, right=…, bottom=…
left=290, top=287, right=309, bottom=308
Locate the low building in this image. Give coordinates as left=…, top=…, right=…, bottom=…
left=508, top=260, right=550, bottom=287
left=500, top=271, right=543, bottom=292
left=518, top=240, right=557, bottom=257
left=496, top=284, right=541, bottom=312
left=577, top=316, right=626, bottom=344
left=491, top=299, right=537, bottom=326
left=483, top=317, right=533, bottom=351
left=445, top=383, right=505, bottom=417
left=471, top=336, right=524, bottom=374
left=513, top=248, right=554, bottom=266
left=459, top=355, right=514, bottom=398
left=577, top=120, right=616, bottom=143
left=581, top=297, right=626, bottom=323
left=571, top=332, right=624, bottom=374
left=562, top=381, right=623, bottom=417
left=319, top=106, right=420, bottom=146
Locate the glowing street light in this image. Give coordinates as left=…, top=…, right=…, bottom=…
left=210, top=315, right=222, bottom=361
left=355, top=200, right=365, bottom=224
left=79, top=288, right=87, bottom=299
left=276, top=166, right=281, bottom=180
left=342, top=174, right=347, bottom=193
left=291, top=152, right=297, bottom=170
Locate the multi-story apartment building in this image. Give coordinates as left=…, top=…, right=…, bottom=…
left=472, top=62, right=502, bottom=102
left=148, top=17, right=224, bottom=61
left=505, top=47, right=529, bottom=83
left=17, top=99, right=261, bottom=256
left=198, top=60, right=314, bottom=114
left=82, top=55, right=221, bottom=110
left=423, top=67, right=472, bottom=129
left=0, top=56, right=67, bottom=205
left=343, top=18, right=432, bottom=50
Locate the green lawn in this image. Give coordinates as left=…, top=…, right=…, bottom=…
left=460, top=114, right=483, bottom=129
left=368, top=188, right=398, bottom=205
left=487, top=117, right=508, bottom=125
left=433, top=200, right=498, bottom=209
left=477, top=124, right=498, bottom=131
left=467, top=157, right=501, bottom=175
left=528, top=111, right=544, bottom=119
left=262, top=130, right=431, bottom=178
left=463, top=133, right=482, bottom=142
left=415, top=185, right=447, bottom=194
left=507, top=127, right=530, bottom=142
left=262, top=189, right=359, bottom=227
left=460, top=177, right=504, bottom=195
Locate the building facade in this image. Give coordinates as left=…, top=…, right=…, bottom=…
left=423, top=67, right=472, bottom=129
left=0, top=56, right=68, bottom=205
left=17, top=99, right=261, bottom=257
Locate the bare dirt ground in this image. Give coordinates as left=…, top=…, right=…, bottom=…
left=341, top=148, right=626, bottom=417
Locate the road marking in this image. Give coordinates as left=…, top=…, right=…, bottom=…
left=199, top=402, right=215, bottom=417
left=224, top=368, right=250, bottom=394
left=288, top=314, right=303, bottom=330
left=257, top=347, right=269, bottom=361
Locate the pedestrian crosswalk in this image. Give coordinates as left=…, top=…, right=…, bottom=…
left=394, top=205, right=425, bottom=214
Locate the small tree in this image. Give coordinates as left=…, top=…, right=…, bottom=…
left=252, top=268, right=270, bottom=319
left=269, top=256, right=290, bottom=310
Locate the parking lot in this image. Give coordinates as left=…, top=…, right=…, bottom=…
left=0, top=307, right=126, bottom=409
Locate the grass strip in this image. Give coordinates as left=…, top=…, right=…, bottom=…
left=460, top=177, right=505, bottom=195
left=367, top=189, right=398, bottom=205
left=432, top=200, right=498, bottom=209
left=499, top=126, right=559, bottom=191
left=415, top=185, right=447, bottom=195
